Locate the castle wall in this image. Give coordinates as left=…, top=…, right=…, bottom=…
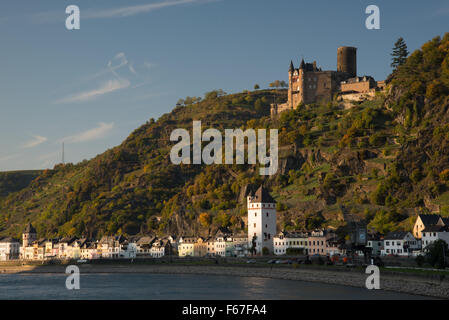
left=341, top=80, right=375, bottom=93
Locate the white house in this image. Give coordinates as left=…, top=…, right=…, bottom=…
left=413, top=214, right=444, bottom=239
left=214, top=234, right=227, bottom=257
left=0, top=237, right=20, bottom=261
left=273, top=231, right=309, bottom=255
left=98, top=235, right=136, bottom=259
left=80, top=241, right=99, bottom=260
left=150, top=239, right=171, bottom=258
left=247, top=186, right=277, bottom=255
left=422, top=225, right=449, bottom=250
left=381, top=231, right=421, bottom=256
left=178, top=236, right=196, bottom=257
left=366, top=235, right=384, bottom=256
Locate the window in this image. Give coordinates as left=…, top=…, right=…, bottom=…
left=255, top=212, right=257, bottom=217
left=254, top=223, right=256, bottom=228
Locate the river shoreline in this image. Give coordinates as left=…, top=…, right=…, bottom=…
left=1, top=263, right=448, bottom=299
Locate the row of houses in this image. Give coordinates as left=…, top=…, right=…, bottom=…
left=0, top=223, right=181, bottom=261
left=272, top=214, right=449, bottom=258
left=178, top=232, right=249, bottom=258
left=2, top=189, right=449, bottom=261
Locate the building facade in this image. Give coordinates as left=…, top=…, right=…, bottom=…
left=247, top=186, right=277, bottom=255
left=271, top=46, right=384, bottom=116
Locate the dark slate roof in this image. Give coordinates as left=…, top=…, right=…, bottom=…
left=440, top=217, right=449, bottom=226
left=419, top=214, right=441, bottom=226
left=289, top=60, right=294, bottom=72
left=384, top=231, right=410, bottom=240
left=0, top=237, right=19, bottom=243
left=60, top=236, right=77, bottom=244
left=24, top=223, right=36, bottom=234
left=423, top=225, right=449, bottom=233
left=252, top=185, right=276, bottom=203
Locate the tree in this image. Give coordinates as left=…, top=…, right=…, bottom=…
left=391, top=37, right=409, bottom=70
left=254, top=84, right=260, bottom=90
left=269, top=80, right=288, bottom=89
left=250, top=235, right=257, bottom=255
left=199, top=213, right=211, bottom=228
left=425, top=239, right=448, bottom=269
left=205, top=89, right=226, bottom=100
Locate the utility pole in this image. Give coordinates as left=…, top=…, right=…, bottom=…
left=62, top=142, right=65, bottom=164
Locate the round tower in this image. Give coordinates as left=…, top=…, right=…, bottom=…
left=23, top=223, right=37, bottom=247
left=337, top=46, right=357, bottom=78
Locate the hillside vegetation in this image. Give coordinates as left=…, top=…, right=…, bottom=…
left=1, top=33, right=449, bottom=240
left=0, top=171, right=42, bottom=198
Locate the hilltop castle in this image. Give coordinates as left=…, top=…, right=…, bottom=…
left=271, top=46, right=386, bottom=116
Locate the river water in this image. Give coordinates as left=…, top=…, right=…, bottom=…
left=0, top=273, right=431, bottom=300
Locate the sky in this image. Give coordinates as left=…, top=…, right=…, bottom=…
left=0, top=0, right=448, bottom=171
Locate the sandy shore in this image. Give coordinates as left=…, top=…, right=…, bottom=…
left=1, top=263, right=448, bottom=299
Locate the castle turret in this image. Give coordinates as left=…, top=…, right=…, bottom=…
left=289, top=60, right=294, bottom=73
left=247, top=186, right=276, bottom=255
left=23, top=223, right=37, bottom=247
left=299, top=58, right=305, bottom=70
left=337, top=46, right=357, bottom=78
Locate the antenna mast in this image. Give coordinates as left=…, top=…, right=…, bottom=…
left=62, top=142, right=65, bottom=164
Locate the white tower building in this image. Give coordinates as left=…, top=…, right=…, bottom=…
left=247, top=186, right=277, bottom=255
left=23, top=223, right=37, bottom=248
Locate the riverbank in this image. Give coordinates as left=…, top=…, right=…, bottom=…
left=1, top=263, right=447, bottom=299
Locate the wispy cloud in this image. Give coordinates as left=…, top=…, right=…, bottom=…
left=60, top=122, right=114, bottom=144
left=435, top=6, right=449, bottom=16
left=0, top=153, right=21, bottom=162
left=23, top=135, right=48, bottom=148
left=33, top=0, right=216, bottom=23
left=56, top=79, right=130, bottom=104
left=84, top=0, right=209, bottom=19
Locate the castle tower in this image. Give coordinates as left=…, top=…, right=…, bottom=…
left=288, top=60, right=294, bottom=109
left=247, top=186, right=276, bottom=255
left=298, top=58, right=306, bottom=105
left=23, top=223, right=37, bottom=247
left=337, top=46, right=357, bottom=78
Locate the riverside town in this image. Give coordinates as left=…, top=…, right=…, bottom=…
left=1, top=187, right=447, bottom=262
left=1, top=0, right=449, bottom=305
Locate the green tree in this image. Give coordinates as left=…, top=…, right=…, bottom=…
left=425, top=240, right=448, bottom=269
left=254, top=84, right=260, bottom=90
left=269, top=80, right=288, bottom=89
left=391, top=37, right=409, bottom=70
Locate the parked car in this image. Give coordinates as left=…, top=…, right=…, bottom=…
left=246, top=259, right=256, bottom=264
left=267, top=259, right=276, bottom=264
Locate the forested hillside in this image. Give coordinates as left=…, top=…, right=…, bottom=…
left=1, top=33, right=449, bottom=240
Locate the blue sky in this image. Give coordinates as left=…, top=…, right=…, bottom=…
left=0, top=0, right=448, bottom=171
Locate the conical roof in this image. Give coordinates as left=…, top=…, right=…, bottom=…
left=253, top=185, right=275, bottom=203
left=24, top=223, right=36, bottom=234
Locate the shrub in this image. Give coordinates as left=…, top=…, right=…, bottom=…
left=262, top=247, right=270, bottom=256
